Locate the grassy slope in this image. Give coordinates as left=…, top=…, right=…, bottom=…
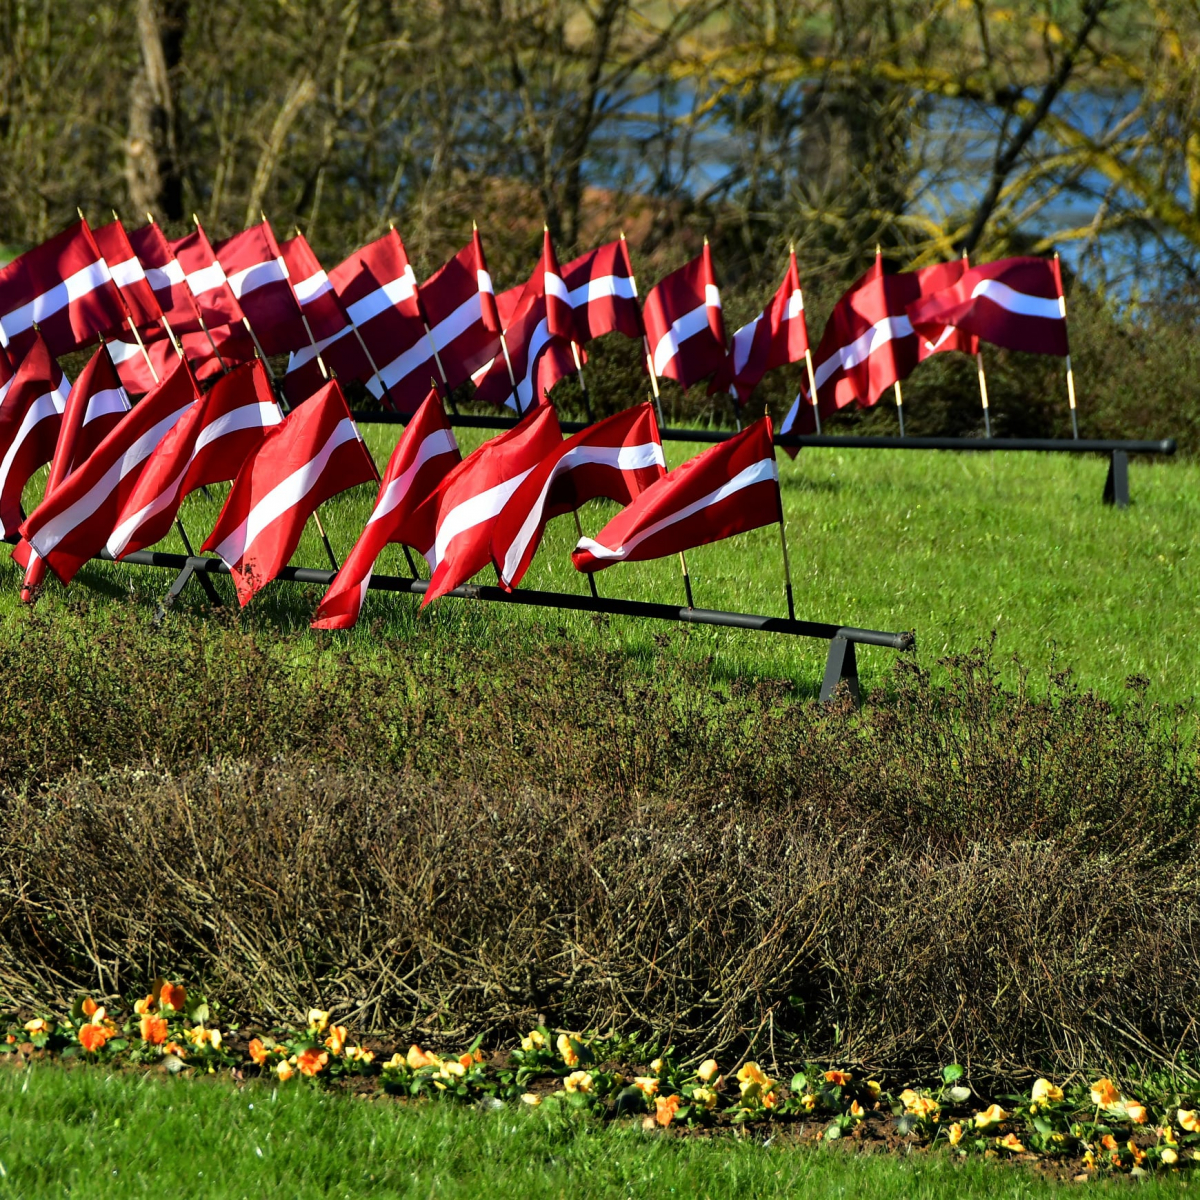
left=0, top=1068, right=1187, bottom=1200
left=5, top=427, right=1194, bottom=704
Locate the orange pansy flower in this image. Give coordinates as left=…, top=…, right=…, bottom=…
left=81, top=998, right=98, bottom=1017
left=159, top=982, right=187, bottom=1012
left=248, top=1038, right=269, bottom=1066
left=79, top=1023, right=108, bottom=1053
left=297, top=1047, right=329, bottom=1076
left=655, top=1094, right=682, bottom=1127
left=139, top=1015, right=168, bottom=1045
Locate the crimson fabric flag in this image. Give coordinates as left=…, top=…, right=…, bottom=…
left=201, top=380, right=377, bottom=605
left=642, top=244, right=726, bottom=388
left=312, top=388, right=460, bottom=630
left=107, top=330, right=178, bottom=394
left=417, top=402, right=562, bottom=606
left=906, top=255, right=1068, bottom=357
left=0, top=344, right=13, bottom=405
left=572, top=416, right=778, bottom=572
left=215, top=221, right=308, bottom=356
left=107, top=360, right=283, bottom=559
left=21, top=357, right=200, bottom=584
left=711, top=249, right=809, bottom=404
left=15, top=343, right=131, bottom=581
left=93, top=219, right=162, bottom=329
left=0, top=219, right=128, bottom=358
left=415, top=229, right=503, bottom=390
left=170, top=223, right=246, bottom=331
left=491, top=402, right=666, bottom=590
left=0, top=334, right=71, bottom=537
left=280, top=232, right=352, bottom=406
left=129, top=221, right=206, bottom=335
left=562, top=238, right=643, bottom=344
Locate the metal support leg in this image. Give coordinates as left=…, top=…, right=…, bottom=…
left=820, top=637, right=861, bottom=705
left=1102, top=449, right=1129, bottom=508
left=154, top=562, right=196, bottom=624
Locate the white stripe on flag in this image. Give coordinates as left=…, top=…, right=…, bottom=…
left=227, top=257, right=288, bottom=299
left=970, top=278, right=1064, bottom=322
left=145, top=261, right=186, bottom=291
left=0, top=391, right=63, bottom=498
left=0, top=259, right=113, bottom=341
left=83, top=386, right=130, bottom=426
left=345, top=269, right=417, bottom=328
left=779, top=396, right=802, bottom=435
left=477, top=270, right=495, bottom=296
left=785, top=289, right=804, bottom=321
left=652, top=303, right=711, bottom=377
left=429, top=467, right=536, bottom=570
left=544, top=272, right=569, bottom=304
left=505, top=317, right=555, bottom=413
left=567, top=274, right=636, bottom=309
left=185, top=261, right=229, bottom=297
left=29, top=406, right=190, bottom=558
left=288, top=325, right=353, bottom=373
left=730, top=315, right=762, bottom=376
left=500, top=440, right=666, bottom=584
left=705, top=284, right=722, bottom=309
left=574, top=456, right=777, bottom=564
left=107, top=340, right=143, bottom=365
left=0, top=377, right=11, bottom=405
left=109, top=256, right=148, bottom=289
left=211, top=417, right=359, bottom=569
left=366, top=427, right=458, bottom=532
left=811, top=313, right=914, bottom=393
left=294, top=270, right=333, bottom=305
left=365, top=293, right=486, bottom=400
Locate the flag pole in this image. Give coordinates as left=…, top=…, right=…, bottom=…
left=769, top=404, right=796, bottom=622
left=85, top=207, right=159, bottom=386
left=570, top=341, right=594, bottom=423
left=645, top=387, right=694, bottom=607
left=893, top=381, right=906, bottom=437
left=792, top=247, right=822, bottom=435
left=142, top=212, right=186, bottom=361
left=573, top=509, right=599, bottom=599
left=263, top=212, right=329, bottom=384
left=1055, top=251, right=1080, bottom=439
left=962, top=250, right=991, bottom=437
left=621, top=231, right=665, bottom=427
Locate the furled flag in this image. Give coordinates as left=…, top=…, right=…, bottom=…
left=215, top=220, right=309, bottom=356
left=491, top=402, right=666, bottom=590
left=780, top=256, right=976, bottom=435
left=906, top=255, right=1069, bottom=357
left=21, top=357, right=200, bottom=584
left=279, top=232, right=349, bottom=405
left=107, top=359, right=283, bottom=559
left=472, top=228, right=577, bottom=413
left=0, top=334, right=71, bottom=537
left=14, top=343, right=131, bottom=587
left=414, top=228, right=503, bottom=390
left=107, top=330, right=178, bottom=394
left=417, top=402, right=562, bottom=605
left=562, top=238, right=643, bottom=345
left=710, top=248, right=809, bottom=404
left=572, top=416, right=778, bottom=572
left=170, top=222, right=250, bottom=336
left=0, top=219, right=128, bottom=358
left=201, top=379, right=377, bottom=605
left=92, top=219, right=163, bottom=329
left=129, top=220, right=207, bottom=335
left=642, top=242, right=726, bottom=388
left=311, top=388, right=460, bottom=630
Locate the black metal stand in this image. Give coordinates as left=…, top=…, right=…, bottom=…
left=820, top=637, right=860, bottom=704
left=1103, top=449, right=1130, bottom=508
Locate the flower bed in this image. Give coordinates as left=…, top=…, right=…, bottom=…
left=5, top=982, right=1199, bottom=1181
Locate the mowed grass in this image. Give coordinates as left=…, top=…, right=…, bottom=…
left=0, top=1067, right=1189, bottom=1200
left=3, top=425, right=1197, bottom=703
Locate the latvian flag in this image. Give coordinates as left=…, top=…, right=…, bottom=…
left=129, top=221, right=206, bottom=335
left=93, top=218, right=163, bottom=329
left=107, top=360, right=282, bottom=560
left=202, top=380, right=377, bottom=605
left=416, top=402, right=562, bottom=605
left=0, top=344, right=13, bottom=405
left=561, top=238, right=643, bottom=344
left=170, top=222, right=250, bottom=336
left=711, top=248, right=809, bottom=404
left=312, top=388, right=460, bottom=630
left=572, top=416, right=778, bottom=573
left=21, top=358, right=201, bottom=584
left=642, top=243, right=726, bottom=388
left=279, top=232, right=347, bottom=405
left=215, top=221, right=308, bottom=356
left=490, top=403, right=665, bottom=590
left=0, top=219, right=128, bottom=358
left=0, top=334, right=71, bottom=537
left=906, top=256, right=1069, bottom=357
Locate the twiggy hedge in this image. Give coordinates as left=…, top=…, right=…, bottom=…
left=0, top=610, right=1197, bottom=1085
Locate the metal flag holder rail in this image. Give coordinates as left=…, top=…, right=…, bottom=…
left=71, top=545, right=915, bottom=705
left=351, top=412, right=1176, bottom=510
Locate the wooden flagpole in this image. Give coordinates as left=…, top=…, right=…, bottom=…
left=768, top=405, right=795, bottom=621
left=875, top=246, right=905, bottom=437
left=792, top=245, right=822, bottom=435
left=1055, top=251, right=1080, bottom=439
left=570, top=341, right=594, bottom=423
left=621, top=232, right=665, bottom=426
left=961, top=250, right=992, bottom=437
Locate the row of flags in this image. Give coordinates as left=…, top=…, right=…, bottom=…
left=0, top=212, right=1073, bottom=437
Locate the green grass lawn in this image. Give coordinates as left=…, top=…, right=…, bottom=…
left=4, top=427, right=1197, bottom=704
left=0, top=1067, right=1190, bottom=1200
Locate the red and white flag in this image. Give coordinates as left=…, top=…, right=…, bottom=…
left=215, top=221, right=308, bottom=356
left=907, top=255, right=1068, bottom=357
left=0, top=334, right=71, bottom=537
left=170, top=222, right=247, bottom=332
left=312, top=388, right=460, bottom=630
left=562, top=238, right=643, bottom=344
left=711, top=249, right=809, bottom=404
left=92, top=218, right=162, bottom=329
left=642, top=244, right=726, bottom=388
left=0, top=219, right=128, bottom=358
left=572, top=416, right=778, bottom=572
left=21, top=357, right=200, bottom=584
left=417, top=403, right=562, bottom=605
left=107, top=359, right=282, bottom=559
left=14, top=343, right=131, bottom=582
left=129, top=221, right=206, bottom=335
left=491, top=403, right=666, bottom=590
left=0, top=344, right=14, bottom=406
left=201, top=380, right=377, bottom=605
left=279, top=232, right=350, bottom=405
left=781, top=256, right=976, bottom=434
